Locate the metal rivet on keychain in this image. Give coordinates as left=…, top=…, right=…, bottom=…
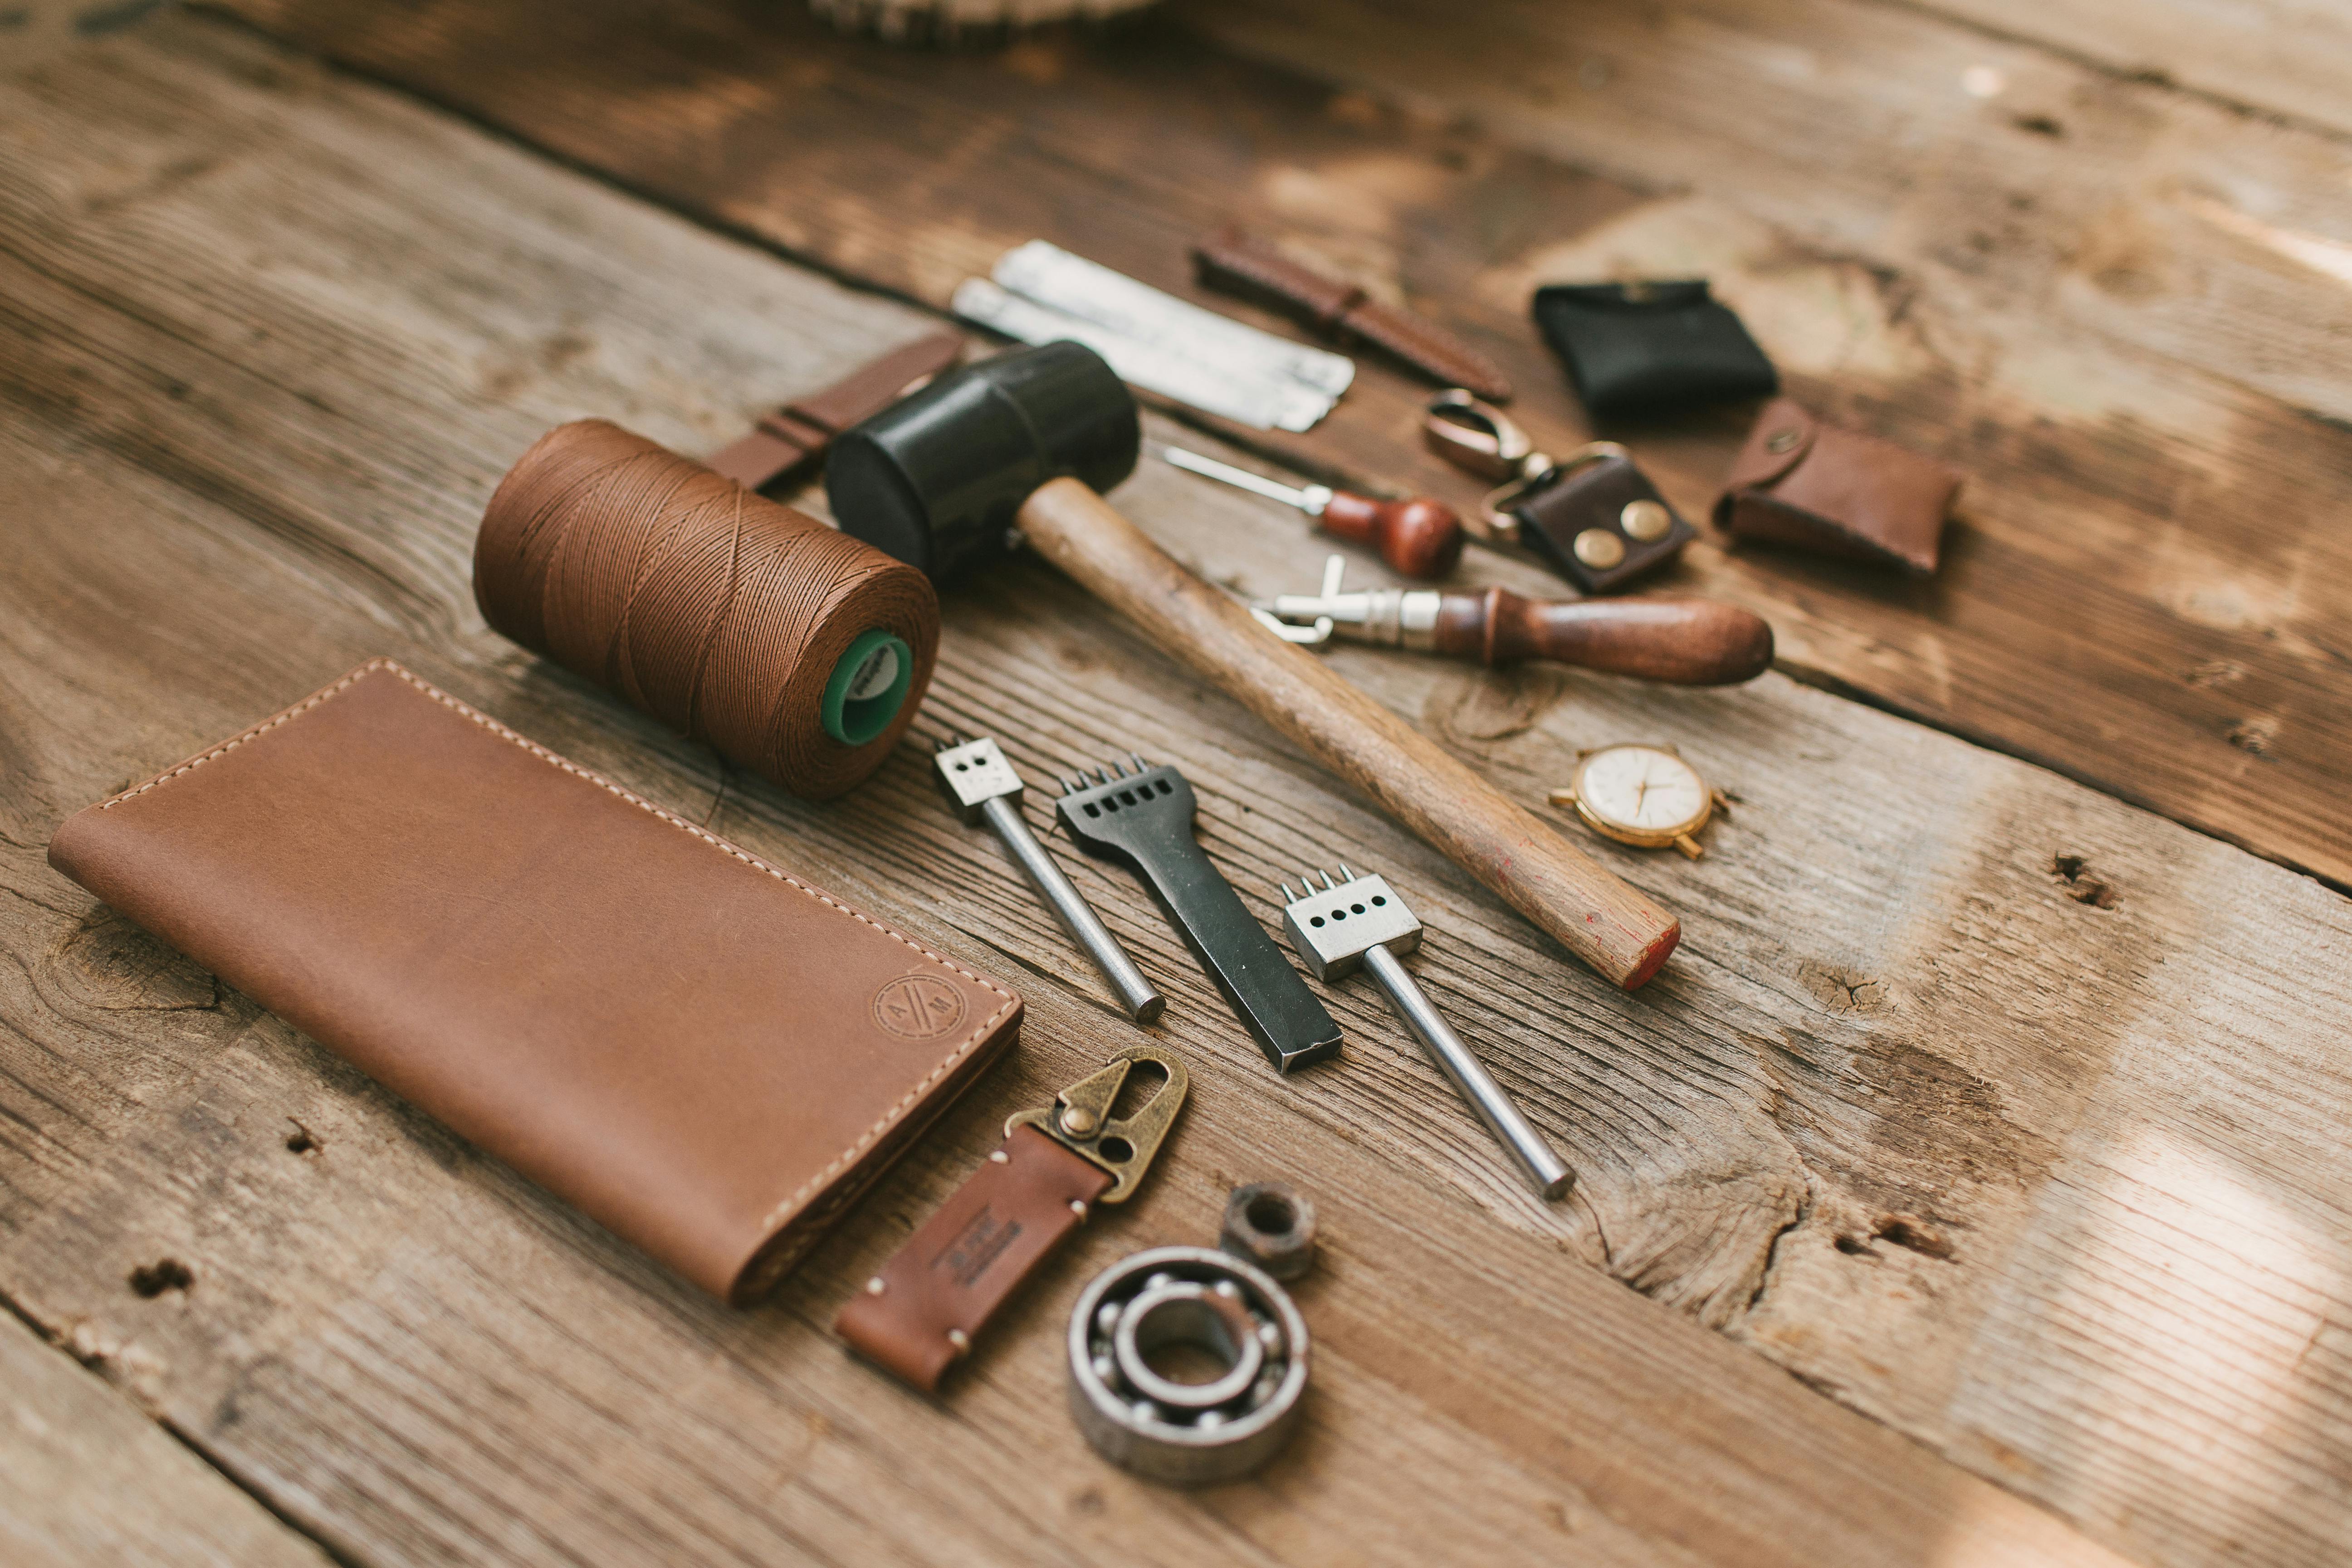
left=1620, top=498, right=1674, bottom=542
left=1278, top=866, right=1575, bottom=1200
left=1572, top=528, right=1626, bottom=570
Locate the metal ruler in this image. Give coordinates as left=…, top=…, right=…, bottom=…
left=951, top=240, right=1354, bottom=431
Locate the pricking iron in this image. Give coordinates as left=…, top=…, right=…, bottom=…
left=1056, top=756, right=1342, bottom=1075
left=934, top=734, right=1164, bottom=1023
left=1279, top=866, right=1573, bottom=1199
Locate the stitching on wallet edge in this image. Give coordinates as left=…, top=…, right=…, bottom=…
left=94, top=656, right=1018, bottom=1243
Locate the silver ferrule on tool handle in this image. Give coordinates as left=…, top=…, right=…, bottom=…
left=1279, top=867, right=1574, bottom=1200
left=1265, top=555, right=1441, bottom=651
left=935, top=736, right=1165, bottom=1023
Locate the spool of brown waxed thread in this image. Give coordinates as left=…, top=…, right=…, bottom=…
left=474, top=419, right=939, bottom=799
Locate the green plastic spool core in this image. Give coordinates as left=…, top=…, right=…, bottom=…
left=820, top=628, right=914, bottom=747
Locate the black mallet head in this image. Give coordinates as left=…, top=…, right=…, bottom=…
left=826, top=341, right=1139, bottom=582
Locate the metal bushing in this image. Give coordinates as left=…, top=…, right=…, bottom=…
left=1066, top=1246, right=1310, bottom=1485
left=1219, top=1182, right=1316, bottom=1280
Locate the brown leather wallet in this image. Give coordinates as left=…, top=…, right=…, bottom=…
left=1192, top=226, right=1511, bottom=401
left=47, top=659, right=1022, bottom=1304
left=706, top=330, right=966, bottom=491
left=1714, top=399, right=1962, bottom=575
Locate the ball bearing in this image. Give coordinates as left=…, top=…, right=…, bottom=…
left=1066, top=1246, right=1309, bottom=1485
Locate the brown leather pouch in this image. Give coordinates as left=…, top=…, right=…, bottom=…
left=47, top=659, right=1022, bottom=1304
left=1509, top=449, right=1697, bottom=594
left=1714, top=399, right=1961, bottom=575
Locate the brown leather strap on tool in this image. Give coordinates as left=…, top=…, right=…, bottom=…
left=705, top=329, right=965, bottom=490
left=836, top=1048, right=1187, bottom=1392
left=1191, top=226, right=1511, bottom=401
left=837, top=1125, right=1110, bottom=1391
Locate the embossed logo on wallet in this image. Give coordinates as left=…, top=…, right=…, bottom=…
left=871, top=973, right=967, bottom=1040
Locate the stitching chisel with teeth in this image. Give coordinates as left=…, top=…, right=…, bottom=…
left=1056, top=756, right=1342, bottom=1074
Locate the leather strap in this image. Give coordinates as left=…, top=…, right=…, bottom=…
left=704, top=329, right=965, bottom=490
left=836, top=1123, right=1112, bottom=1392
left=1191, top=227, right=1511, bottom=401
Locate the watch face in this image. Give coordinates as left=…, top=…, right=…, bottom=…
left=1575, top=746, right=1708, bottom=835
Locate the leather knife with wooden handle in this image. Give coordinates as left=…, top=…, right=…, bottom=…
left=1257, top=555, right=1774, bottom=686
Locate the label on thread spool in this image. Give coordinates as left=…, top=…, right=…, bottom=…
left=822, top=629, right=914, bottom=746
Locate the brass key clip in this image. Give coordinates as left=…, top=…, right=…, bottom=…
left=1007, top=1046, right=1188, bottom=1203
left=1423, top=390, right=1626, bottom=545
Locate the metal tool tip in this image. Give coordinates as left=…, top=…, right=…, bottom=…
left=1129, top=751, right=1147, bottom=772
left=1319, top=869, right=1337, bottom=890
left=1339, top=862, right=1357, bottom=881
left=1279, top=882, right=1296, bottom=902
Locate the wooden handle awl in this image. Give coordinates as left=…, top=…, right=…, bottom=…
left=1438, top=590, right=1775, bottom=685
left=1016, top=478, right=1680, bottom=989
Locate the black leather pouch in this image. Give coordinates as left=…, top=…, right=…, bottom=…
left=1532, top=282, right=1778, bottom=419
left=1508, top=450, right=1696, bottom=594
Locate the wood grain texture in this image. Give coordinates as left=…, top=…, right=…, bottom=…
left=1193, top=0, right=2352, bottom=422
left=0, top=1308, right=336, bottom=1568
left=1916, top=0, right=2352, bottom=139
left=205, top=0, right=2352, bottom=905
left=1, top=17, right=2347, bottom=1568
left=1017, top=476, right=1680, bottom=987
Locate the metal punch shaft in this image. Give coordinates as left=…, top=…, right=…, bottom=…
left=1359, top=944, right=1571, bottom=1199
left=1279, top=867, right=1572, bottom=1199
left=934, top=736, right=1164, bottom=1023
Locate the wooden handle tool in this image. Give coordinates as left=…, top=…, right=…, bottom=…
left=1017, top=479, right=1680, bottom=989
left=1162, top=446, right=1463, bottom=580
left=1262, top=557, right=1775, bottom=686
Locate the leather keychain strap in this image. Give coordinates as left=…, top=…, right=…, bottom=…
left=705, top=329, right=966, bottom=490
left=1192, top=226, right=1511, bottom=401
left=836, top=1048, right=1188, bottom=1393
left=837, top=1125, right=1111, bottom=1391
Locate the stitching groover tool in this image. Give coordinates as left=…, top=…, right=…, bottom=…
left=1252, top=554, right=1775, bottom=686
left=1055, top=756, right=1343, bottom=1075
left=934, top=733, right=1164, bottom=1022
left=1278, top=866, right=1574, bottom=1199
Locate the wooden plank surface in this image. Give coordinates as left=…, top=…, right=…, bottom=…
left=0, top=1308, right=335, bottom=1568
left=3, top=13, right=2348, bottom=1568
left=205, top=0, right=2352, bottom=912
left=1917, top=0, right=2352, bottom=140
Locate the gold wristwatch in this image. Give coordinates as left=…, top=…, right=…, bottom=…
left=1548, top=743, right=1727, bottom=860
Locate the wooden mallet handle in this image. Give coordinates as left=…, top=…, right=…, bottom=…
left=1017, top=478, right=1680, bottom=989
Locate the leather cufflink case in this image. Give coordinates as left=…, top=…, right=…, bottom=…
left=1533, top=281, right=1778, bottom=419
left=47, top=659, right=1022, bottom=1304
left=1714, top=398, right=1963, bottom=575
left=1509, top=452, right=1697, bottom=594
